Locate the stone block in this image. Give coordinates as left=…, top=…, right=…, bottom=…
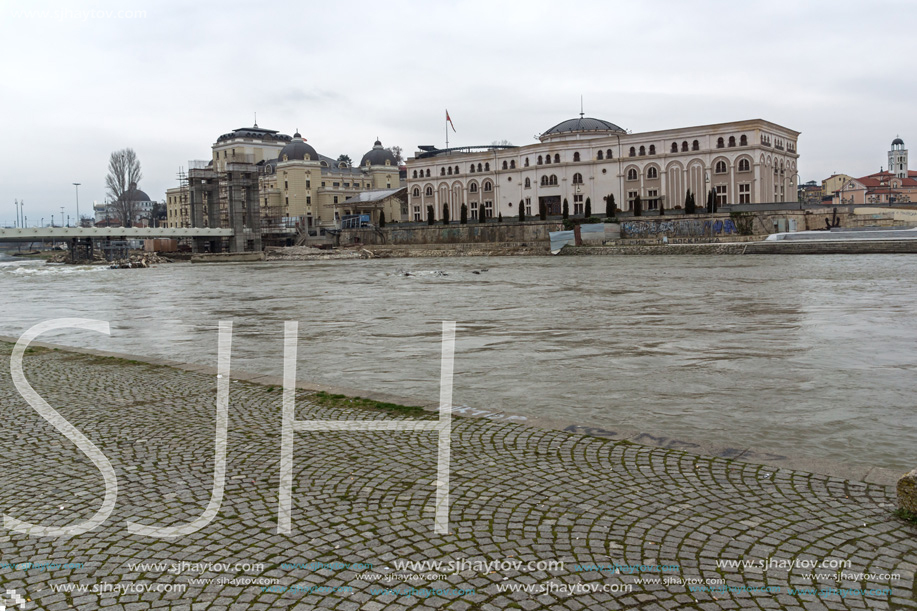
left=898, top=468, right=917, bottom=513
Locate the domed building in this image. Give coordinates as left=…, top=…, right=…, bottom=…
left=167, top=124, right=406, bottom=235
left=405, top=113, right=800, bottom=221
left=94, top=181, right=158, bottom=226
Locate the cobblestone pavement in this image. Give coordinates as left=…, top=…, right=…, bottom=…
left=1, top=343, right=915, bottom=610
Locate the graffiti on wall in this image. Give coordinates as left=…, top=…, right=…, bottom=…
left=621, top=218, right=737, bottom=238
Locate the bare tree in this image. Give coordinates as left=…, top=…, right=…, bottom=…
left=385, top=145, right=403, bottom=164
left=106, top=148, right=143, bottom=227
left=491, top=139, right=513, bottom=146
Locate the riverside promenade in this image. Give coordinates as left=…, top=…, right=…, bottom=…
left=0, top=342, right=914, bottom=610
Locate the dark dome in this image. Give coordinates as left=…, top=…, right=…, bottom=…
left=123, top=182, right=152, bottom=202
left=543, top=117, right=626, bottom=136
left=279, top=132, right=319, bottom=161
left=360, top=139, right=397, bottom=167
left=216, top=125, right=290, bottom=144
left=893, top=137, right=905, bottom=146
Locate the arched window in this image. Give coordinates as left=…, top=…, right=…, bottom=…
left=510, top=160, right=516, bottom=169
left=524, top=177, right=531, bottom=188
left=627, top=168, right=637, bottom=180
left=540, top=175, right=548, bottom=186
left=425, top=186, right=433, bottom=195
left=606, top=149, right=613, bottom=159
left=537, top=155, right=543, bottom=165
left=639, top=146, right=646, bottom=156
left=682, top=141, right=688, bottom=152
left=554, top=154, right=560, bottom=163
left=738, top=159, right=750, bottom=172
left=692, top=140, right=699, bottom=151
left=740, top=135, right=748, bottom=146
left=469, top=182, right=478, bottom=193
left=572, top=173, right=583, bottom=184
left=647, top=167, right=658, bottom=179
left=573, top=152, right=580, bottom=162
left=629, top=147, right=636, bottom=157
left=717, top=137, right=724, bottom=149
left=412, top=187, right=420, bottom=196
left=483, top=181, right=492, bottom=192
left=502, top=161, right=508, bottom=170
left=649, top=145, right=656, bottom=155
left=485, top=162, right=490, bottom=171
left=728, top=136, right=736, bottom=147
left=477, top=163, right=482, bottom=172
left=524, top=157, right=530, bottom=167
left=441, top=168, right=446, bottom=176
left=549, top=174, right=558, bottom=185
left=715, top=160, right=727, bottom=174
left=470, top=165, right=475, bottom=173
left=447, top=167, right=452, bottom=175
left=455, top=166, right=459, bottom=174
left=597, top=150, right=604, bottom=160
left=545, top=155, right=551, bottom=164
left=671, top=143, right=678, bottom=153
left=412, top=170, right=418, bottom=178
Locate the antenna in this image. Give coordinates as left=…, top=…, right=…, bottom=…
left=580, top=95, right=584, bottom=119
left=254, top=112, right=258, bottom=127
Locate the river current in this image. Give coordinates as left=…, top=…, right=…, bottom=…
left=1, top=253, right=915, bottom=471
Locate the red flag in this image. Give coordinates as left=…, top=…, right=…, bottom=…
left=446, top=109, right=456, bottom=132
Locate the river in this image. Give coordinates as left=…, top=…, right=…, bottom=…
left=1, top=253, right=915, bottom=471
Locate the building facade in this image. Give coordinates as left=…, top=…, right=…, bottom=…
left=405, top=117, right=800, bottom=221
left=166, top=125, right=403, bottom=231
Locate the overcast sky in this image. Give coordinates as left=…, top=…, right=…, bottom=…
left=2, top=0, right=914, bottom=225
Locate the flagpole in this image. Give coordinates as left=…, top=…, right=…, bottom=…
left=445, top=110, right=449, bottom=149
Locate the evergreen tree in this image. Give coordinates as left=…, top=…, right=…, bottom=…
left=378, top=210, right=386, bottom=228
left=684, top=189, right=695, bottom=214
left=658, top=202, right=664, bottom=216
left=426, top=205, right=435, bottom=225
left=585, top=197, right=592, bottom=218
left=479, top=205, right=486, bottom=222
left=460, top=203, right=468, bottom=224
left=605, top=194, right=615, bottom=218
left=498, top=212, right=503, bottom=223
left=562, top=199, right=569, bottom=219
left=707, top=190, right=716, bottom=213
left=518, top=200, right=525, bottom=222
left=633, top=194, right=643, bottom=217
left=442, top=203, right=450, bottom=225
left=539, top=200, right=547, bottom=220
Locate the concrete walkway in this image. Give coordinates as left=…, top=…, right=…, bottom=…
left=0, top=343, right=914, bottom=610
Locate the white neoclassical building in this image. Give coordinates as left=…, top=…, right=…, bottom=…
left=405, top=116, right=800, bottom=220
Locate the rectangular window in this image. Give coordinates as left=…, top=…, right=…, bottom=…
left=344, top=182, right=350, bottom=188
left=627, top=190, right=638, bottom=209
left=739, top=183, right=750, bottom=204
left=306, top=180, right=311, bottom=188
left=333, top=196, right=338, bottom=204
left=306, top=196, right=311, bottom=204
left=471, top=202, right=478, bottom=219
left=525, top=197, right=532, bottom=216
left=333, top=182, right=340, bottom=188
left=413, top=206, right=421, bottom=221
left=716, top=184, right=727, bottom=205
left=321, top=181, right=326, bottom=187
left=573, top=193, right=584, bottom=215
left=647, top=190, right=659, bottom=210
left=284, top=180, right=288, bottom=189
left=484, top=201, right=493, bottom=218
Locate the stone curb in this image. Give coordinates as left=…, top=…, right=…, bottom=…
left=0, top=334, right=903, bottom=488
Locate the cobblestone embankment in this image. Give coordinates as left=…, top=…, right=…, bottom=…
left=1, top=343, right=914, bottom=610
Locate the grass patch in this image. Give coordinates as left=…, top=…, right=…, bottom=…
left=311, top=391, right=425, bottom=415
left=894, top=507, right=917, bottom=525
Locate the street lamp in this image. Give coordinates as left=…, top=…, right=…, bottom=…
left=73, top=183, right=81, bottom=226
left=60, top=206, right=66, bottom=228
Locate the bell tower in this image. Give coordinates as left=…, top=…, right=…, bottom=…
left=889, top=136, right=908, bottom=179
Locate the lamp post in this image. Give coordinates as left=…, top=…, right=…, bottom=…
left=73, top=183, right=81, bottom=226
left=60, top=206, right=66, bottom=228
